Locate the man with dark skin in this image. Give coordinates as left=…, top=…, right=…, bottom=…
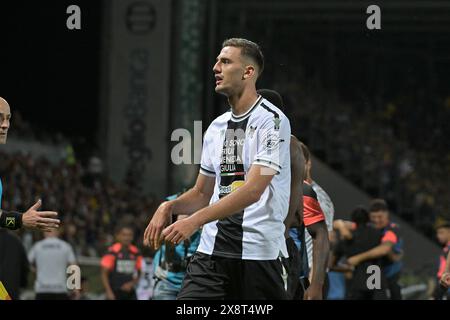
left=300, top=142, right=330, bottom=300
left=0, top=97, right=59, bottom=232
left=257, top=89, right=304, bottom=299
left=257, top=89, right=329, bottom=300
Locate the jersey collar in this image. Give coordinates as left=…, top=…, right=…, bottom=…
left=230, top=95, right=263, bottom=122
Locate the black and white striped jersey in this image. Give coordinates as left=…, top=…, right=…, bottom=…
left=197, top=96, right=291, bottom=260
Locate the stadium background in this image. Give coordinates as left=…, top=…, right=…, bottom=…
left=0, top=0, right=449, bottom=299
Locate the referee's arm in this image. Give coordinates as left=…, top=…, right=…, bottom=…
left=162, top=164, right=276, bottom=244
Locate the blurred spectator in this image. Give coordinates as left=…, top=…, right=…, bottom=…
left=433, top=223, right=450, bottom=300
left=346, top=199, right=403, bottom=300
left=338, top=207, right=388, bottom=300
left=100, top=225, right=142, bottom=300
left=0, top=151, right=159, bottom=257
left=28, top=228, right=77, bottom=300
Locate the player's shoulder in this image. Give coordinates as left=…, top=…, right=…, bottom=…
left=303, top=181, right=318, bottom=199
left=311, top=181, right=327, bottom=197
left=205, top=111, right=231, bottom=134
left=211, top=110, right=232, bottom=125
left=107, top=242, right=122, bottom=253
left=252, top=98, right=290, bottom=130
left=60, top=239, right=74, bottom=250
left=129, top=244, right=140, bottom=254
left=255, top=98, right=287, bottom=118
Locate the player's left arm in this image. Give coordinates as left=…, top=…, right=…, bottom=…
left=347, top=241, right=393, bottom=266
left=305, top=220, right=329, bottom=300
left=162, top=164, right=276, bottom=244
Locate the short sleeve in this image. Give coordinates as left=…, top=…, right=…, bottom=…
left=135, top=255, right=143, bottom=271
left=28, top=245, right=36, bottom=264
left=101, top=254, right=116, bottom=271
left=199, top=127, right=215, bottom=177
left=67, top=244, right=76, bottom=265
left=382, top=230, right=398, bottom=244
left=253, top=114, right=291, bottom=174
left=303, top=183, right=326, bottom=227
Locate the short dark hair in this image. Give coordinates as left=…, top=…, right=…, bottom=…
left=257, top=89, right=284, bottom=110
left=299, top=141, right=311, bottom=164
left=436, top=222, right=450, bottom=230
left=369, top=199, right=389, bottom=213
left=351, top=206, right=370, bottom=226
left=222, top=38, right=264, bottom=75
left=115, top=224, right=134, bottom=235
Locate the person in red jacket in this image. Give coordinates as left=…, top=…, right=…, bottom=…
left=101, top=225, right=142, bottom=300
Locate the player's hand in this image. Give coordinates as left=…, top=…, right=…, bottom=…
left=337, top=262, right=354, bottom=273
left=120, top=281, right=134, bottom=292
left=304, top=283, right=323, bottom=300
left=347, top=256, right=360, bottom=267
left=143, top=201, right=173, bottom=249
left=440, top=272, right=450, bottom=288
left=106, top=290, right=116, bottom=300
left=22, top=199, right=60, bottom=231
left=162, top=216, right=199, bottom=245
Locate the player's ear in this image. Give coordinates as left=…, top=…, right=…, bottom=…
left=242, top=65, right=256, bottom=80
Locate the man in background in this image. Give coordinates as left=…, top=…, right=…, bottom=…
left=28, top=228, right=77, bottom=299
left=346, top=199, right=403, bottom=299
left=433, top=223, right=450, bottom=299
left=336, top=207, right=387, bottom=300
left=301, top=142, right=335, bottom=278
left=101, top=225, right=142, bottom=300
left=256, top=89, right=305, bottom=300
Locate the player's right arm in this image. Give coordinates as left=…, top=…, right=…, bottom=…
left=143, top=173, right=215, bottom=248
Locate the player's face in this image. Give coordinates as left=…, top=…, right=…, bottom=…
left=213, top=46, right=246, bottom=96
left=436, top=228, right=450, bottom=245
left=370, top=210, right=389, bottom=229
left=0, top=101, right=11, bottom=144
left=117, top=228, right=134, bottom=246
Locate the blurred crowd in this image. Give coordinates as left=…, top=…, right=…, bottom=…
left=275, top=76, right=450, bottom=239
left=0, top=151, right=159, bottom=257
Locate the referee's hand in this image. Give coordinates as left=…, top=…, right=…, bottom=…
left=22, top=199, right=60, bottom=231
left=143, top=201, right=173, bottom=249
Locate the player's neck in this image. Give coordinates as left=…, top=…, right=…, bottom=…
left=228, top=89, right=258, bottom=116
